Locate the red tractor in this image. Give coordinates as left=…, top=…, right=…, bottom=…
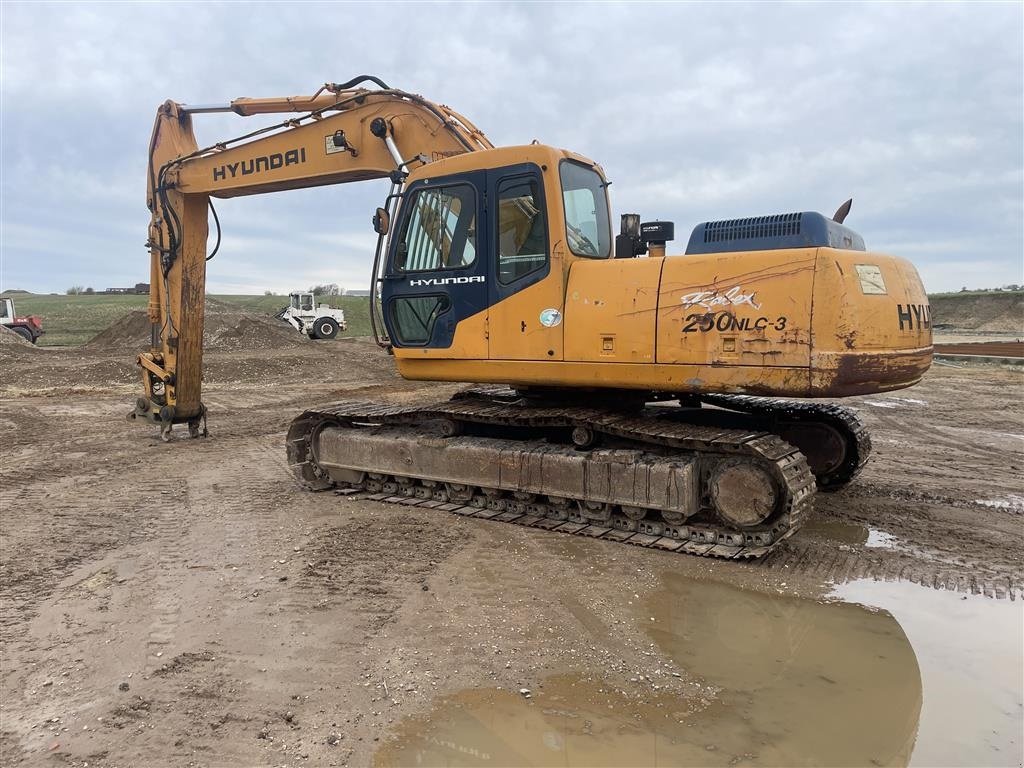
left=1, top=297, right=44, bottom=344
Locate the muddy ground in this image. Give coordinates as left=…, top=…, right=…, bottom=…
left=1, top=326, right=1022, bottom=767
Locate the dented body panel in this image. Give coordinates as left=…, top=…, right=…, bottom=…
left=656, top=249, right=816, bottom=369
left=808, top=249, right=932, bottom=394
left=563, top=258, right=663, bottom=363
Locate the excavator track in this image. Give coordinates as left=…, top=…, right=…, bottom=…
left=286, top=394, right=817, bottom=560
left=455, top=386, right=871, bottom=491
left=700, top=394, right=872, bottom=491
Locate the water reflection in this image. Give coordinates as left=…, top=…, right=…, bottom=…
left=376, top=575, right=923, bottom=767
left=834, top=580, right=1023, bottom=767
left=647, top=573, right=922, bottom=766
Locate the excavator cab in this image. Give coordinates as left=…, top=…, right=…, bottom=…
left=379, top=147, right=612, bottom=362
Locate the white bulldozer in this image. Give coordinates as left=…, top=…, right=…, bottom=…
left=276, top=292, right=347, bottom=339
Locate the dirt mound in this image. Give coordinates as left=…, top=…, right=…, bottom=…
left=0, top=325, right=38, bottom=354
left=85, top=299, right=309, bottom=351
left=931, top=292, right=1024, bottom=333
left=205, top=314, right=304, bottom=350
left=85, top=310, right=152, bottom=349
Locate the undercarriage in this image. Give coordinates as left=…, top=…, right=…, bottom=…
left=286, top=388, right=869, bottom=559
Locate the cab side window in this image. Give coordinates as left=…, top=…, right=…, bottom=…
left=390, top=295, right=451, bottom=345
left=395, top=185, right=477, bottom=272
left=497, top=177, right=547, bottom=284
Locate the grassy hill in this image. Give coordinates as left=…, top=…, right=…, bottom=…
left=928, top=290, right=1022, bottom=333
left=5, top=288, right=1020, bottom=348
left=0, top=293, right=371, bottom=347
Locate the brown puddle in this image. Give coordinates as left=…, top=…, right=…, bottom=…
left=378, top=573, right=1024, bottom=767
left=374, top=675, right=763, bottom=767
left=803, top=518, right=898, bottom=548
left=803, top=517, right=872, bottom=545
left=832, top=579, right=1023, bottom=767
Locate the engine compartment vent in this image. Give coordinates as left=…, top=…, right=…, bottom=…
left=685, top=211, right=865, bottom=255
left=704, top=213, right=803, bottom=243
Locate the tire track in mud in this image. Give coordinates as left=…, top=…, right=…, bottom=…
left=133, top=433, right=301, bottom=674
left=0, top=473, right=182, bottom=765
left=464, top=529, right=673, bottom=666
left=138, top=486, right=191, bottom=674
left=299, top=503, right=465, bottom=634
left=758, top=536, right=1020, bottom=599
left=183, top=428, right=466, bottom=643
left=0, top=475, right=175, bottom=641
left=865, top=401, right=1018, bottom=464
left=203, top=435, right=324, bottom=637
left=323, top=495, right=1022, bottom=602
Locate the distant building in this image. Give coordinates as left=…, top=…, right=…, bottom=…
left=343, top=289, right=371, bottom=297
left=102, top=283, right=150, bottom=295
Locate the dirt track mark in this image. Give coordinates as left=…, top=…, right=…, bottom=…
left=759, top=535, right=1020, bottom=599
left=869, top=407, right=1010, bottom=464
left=140, top=488, right=192, bottom=674
left=301, top=504, right=465, bottom=632
left=0, top=475, right=177, bottom=640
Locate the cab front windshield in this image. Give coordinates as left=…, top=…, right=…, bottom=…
left=291, top=294, right=313, bottom=311
left=560, top=161, right=611, bottom=259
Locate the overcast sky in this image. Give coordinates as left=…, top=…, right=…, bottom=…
left=2, top=2, right=1021, bottom=295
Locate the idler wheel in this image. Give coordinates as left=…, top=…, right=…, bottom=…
left=778, top=422, right=846, bottom=477
left=709, top=459, right=779, bottom=529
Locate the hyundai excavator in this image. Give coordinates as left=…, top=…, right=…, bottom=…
left=130, top=76, right=932, bottom=559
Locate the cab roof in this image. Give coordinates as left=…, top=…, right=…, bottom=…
left=406, top=144, right=605, bottom=184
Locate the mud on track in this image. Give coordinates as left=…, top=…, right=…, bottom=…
left=1, top=337, right=1021, bottom=766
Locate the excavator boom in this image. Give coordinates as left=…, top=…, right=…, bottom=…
left=136, top=77, right=491, bottom=434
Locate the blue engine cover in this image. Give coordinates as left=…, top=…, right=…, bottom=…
left=684, top=211, right=865, bottom=255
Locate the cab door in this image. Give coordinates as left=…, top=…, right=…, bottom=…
left=486, top=164, right=564, bottom=360
left=381, top=172, right=489, bottom=357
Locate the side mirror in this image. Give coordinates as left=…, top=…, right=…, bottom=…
left=373, top=207, right=390, bottom=236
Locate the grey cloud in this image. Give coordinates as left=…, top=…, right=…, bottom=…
left=1, top=1, right=1021, bottom=294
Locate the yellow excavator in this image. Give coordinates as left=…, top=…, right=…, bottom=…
left=130, top=76, right=932, bottom=559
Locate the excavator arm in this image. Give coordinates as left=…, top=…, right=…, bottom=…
left=132, top=77, right=493, bottom=438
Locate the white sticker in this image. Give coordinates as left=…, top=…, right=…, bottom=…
left=325, top=135, right=346, bottom=155
left=539, top=308, right=562, bottom=328
left=680, top=286, right=762, bottom=310
left=855, top=264, right=887, bottom=295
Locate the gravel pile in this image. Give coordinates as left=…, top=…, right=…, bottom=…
left=85, top=299, right=308, bottom=352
